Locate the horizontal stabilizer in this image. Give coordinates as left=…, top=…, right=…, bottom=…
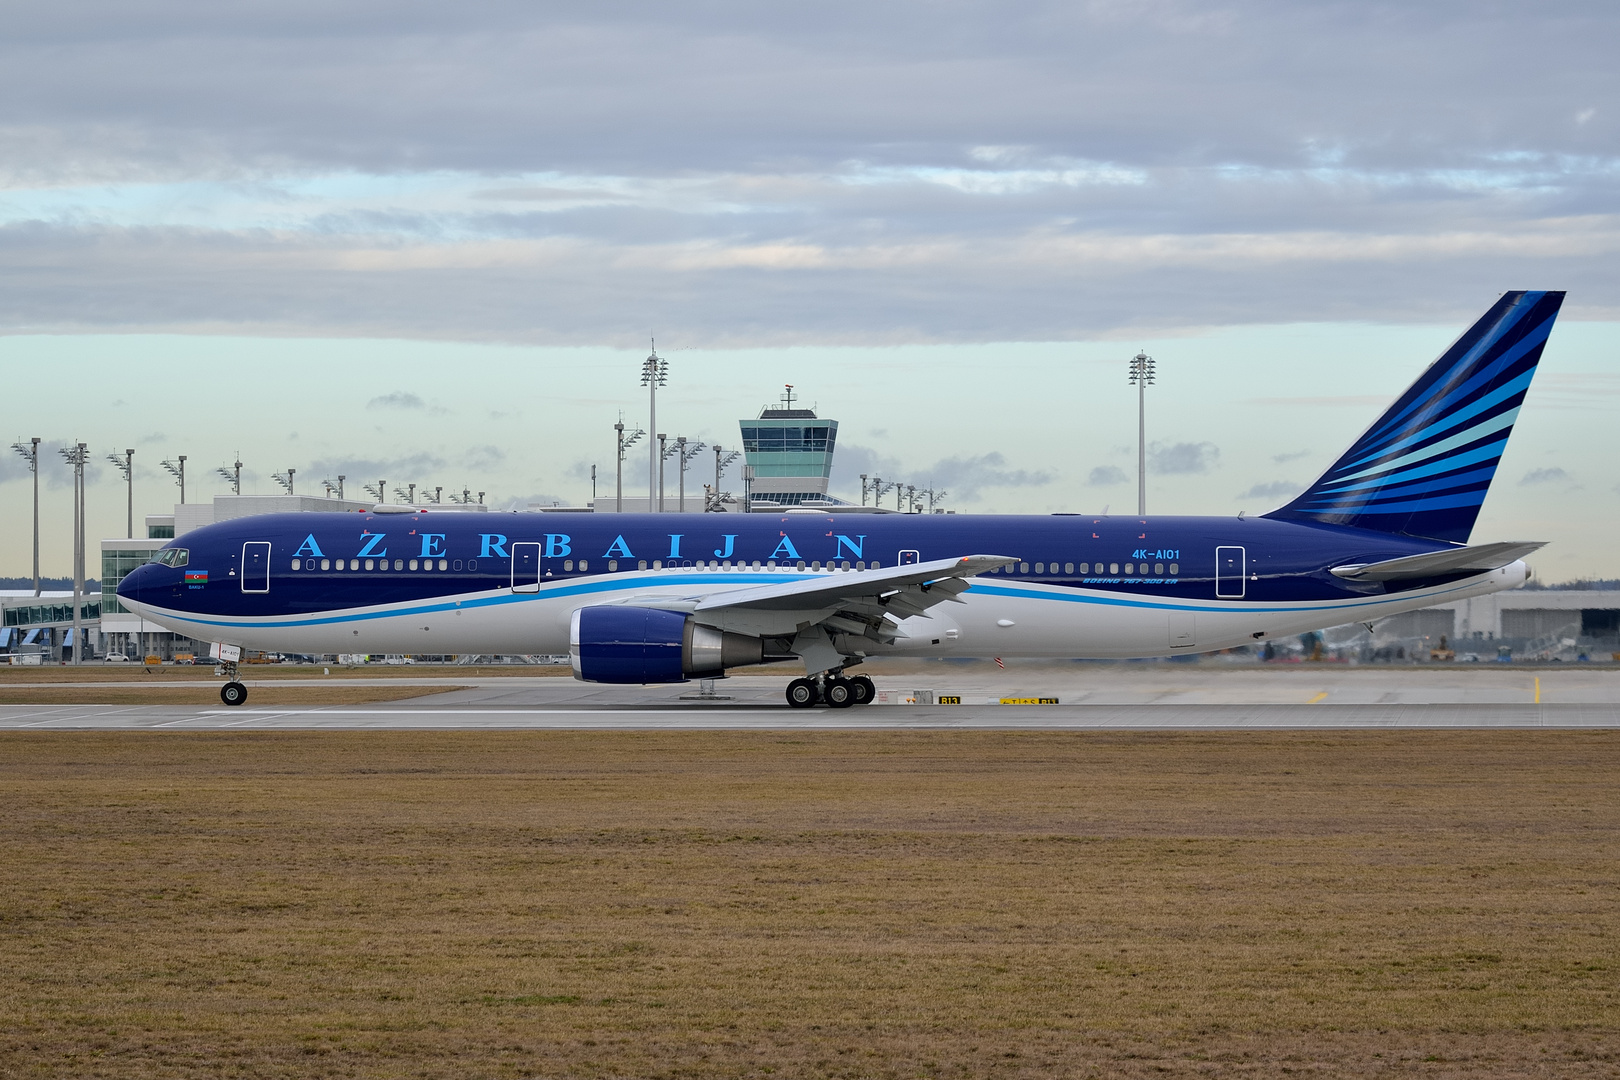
left=1329, top=541, right=1545, bottom=582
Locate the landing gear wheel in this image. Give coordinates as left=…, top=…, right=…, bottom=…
left=849, top=676, right=875, bottom=705
left=786, top=678, right=819, bottom=709
left=824, top=678, right=855, bottom=709
left=220, top=681, right=248, bottom=707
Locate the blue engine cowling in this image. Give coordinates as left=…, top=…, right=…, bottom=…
left=570, top=606, right=766, bottom=684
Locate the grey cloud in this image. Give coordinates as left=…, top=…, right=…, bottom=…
left=907, top=452, right=1052, bottom=503
left=367, top=392, right=426, bottom=410
left=1272, top=450, right=1312, bottom=464
left=1521, top=467, right=1570, bottom=485
left=1237, top=480, right=1301, bottom=501
left=1088, top=465, right=1128, bottom=486
left=0, top=4, right=1617, bottom=342
left=1149, top=441, right=1219, bottom=475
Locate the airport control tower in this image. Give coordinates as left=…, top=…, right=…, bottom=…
left=740, top=386, right=841, bottom=507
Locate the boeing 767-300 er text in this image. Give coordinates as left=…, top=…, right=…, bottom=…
left=119, top=291, right=1564, bottom=708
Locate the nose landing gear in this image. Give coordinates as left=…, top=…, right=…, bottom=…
left=216, top=657, right=247, bottom=707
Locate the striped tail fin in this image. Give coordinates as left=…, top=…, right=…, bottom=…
left=1264, top=290, right=1564, bottom=544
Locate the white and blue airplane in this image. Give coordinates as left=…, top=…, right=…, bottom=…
left=120, top=291, right=1563, bottom=708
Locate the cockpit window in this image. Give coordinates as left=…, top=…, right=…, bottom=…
left=153, top=548, right=190, bottom=568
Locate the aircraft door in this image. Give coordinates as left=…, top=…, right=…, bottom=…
left=898, top=549, right=920, bottom=565
left=511, top=542, right=542, bottom=593
left=241, top=542, right=271, bottom=593
left=1215, top=546, right=1246, bottom=598
left=1169, top=610, right=1197, bottom=648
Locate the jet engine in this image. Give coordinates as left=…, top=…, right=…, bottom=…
left=569, top=606, right=769, bottom=683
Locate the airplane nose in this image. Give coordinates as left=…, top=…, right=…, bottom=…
left=117, top=564, right=154, bottom=610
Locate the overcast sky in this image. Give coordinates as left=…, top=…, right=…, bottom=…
left=3, top=1, right=1617, bottom=577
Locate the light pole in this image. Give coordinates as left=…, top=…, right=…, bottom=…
left=676, top=438, right=707, bottom=513
left=58, top=443, right=87, bottom=664
left=161, top=455, right=187, bottom=504
left=272, top=468, right=295, bottom=495
left=216, top=456, right=242, bottom=495
left=11, top=438, right=40, bottom=595
left=614, top=417, right=644, bottom=513
left=1129, top=351, right=1155, bottom=516
left=107, top=449, right=134, bottom=538
left=657, top=434, right=669, bottom=512
left=860, top=473, right=869, bottom=506
left=641, top=342, right=667, bottom=513
left=741, top=464, right=755, bottom=513
left=713, top=446, right=739, bottom=511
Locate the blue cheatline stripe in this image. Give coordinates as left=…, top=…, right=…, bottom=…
left=1329, top=416, right=1515, bottom=487
left=141, top=568, right=1507, bottom=635
left=1360, top=295, right=1543, bottom=444
left=1304, top=440, right=1508, bottom=499
left=1341, top=365, right=1536, bottom=473
left=1294, top=489, right=1489, bottom=516
left=1308, top=461, right=1500, bottom=502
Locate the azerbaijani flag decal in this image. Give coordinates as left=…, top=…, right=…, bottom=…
left=184, top=570, right=208, bottom=586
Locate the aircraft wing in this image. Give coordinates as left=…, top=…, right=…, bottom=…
left=602, top=554, right=1016, bottom=668
left=1330, top=540, right=1545, bottom=582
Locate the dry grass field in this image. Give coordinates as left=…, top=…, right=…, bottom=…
left=1, top=731, right=1616, bottom=1078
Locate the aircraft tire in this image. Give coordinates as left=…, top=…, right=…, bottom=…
left=220, top=681, right=247, bottom=707
left=824, top=678, right=855, bottom=708
left=785, top=678, right=819, bottom=709
left=849, top=676, right=875, bottom=705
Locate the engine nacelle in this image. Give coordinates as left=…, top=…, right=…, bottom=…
left=570, top=606, right=766, bottom=683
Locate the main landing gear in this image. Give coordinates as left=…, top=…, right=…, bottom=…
left=217, top=658, right=247, bottom=707
left=785, top=672, right=876, bottom=709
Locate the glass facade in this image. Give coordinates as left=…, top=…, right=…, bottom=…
left=3, top=599, right=100, bottom=627
left=102, top=546, right=162, bottom=615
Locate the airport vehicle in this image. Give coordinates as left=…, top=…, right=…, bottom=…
left=118, top=292, right=1563, bottom=707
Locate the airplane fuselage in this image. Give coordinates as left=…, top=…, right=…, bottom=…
left=117, top=509, right=1524, bottom=662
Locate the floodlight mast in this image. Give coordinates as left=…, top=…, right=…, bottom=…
left=10, top=438, right=41, bottom=594
left=161, top=455, right=187, bottom=503
left=57, top=442, right=87, bottom=664
left=1129, top=351, right=1155, bottom=516
left=216, top=456, right=242, bottom=496
left=641, top=341, right=667, bottom=512
left=614, top=416, right=645, bottom=513
left=106, top=449, right=134, bottom=538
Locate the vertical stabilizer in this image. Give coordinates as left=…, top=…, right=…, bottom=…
left=1264, top=291, right=1564, bottom=544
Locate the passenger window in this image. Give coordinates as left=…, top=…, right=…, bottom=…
left=1155, top=562, right=1164, bottom=574
left=577, top=559, right=587, bottom=571
left=395, top=559, right=404, bottom=570
left=365, top=559, right=375, bottom=571
left=1169, top=562, right=1179, bottom=575
left=870, top=560, right=880, bottom=569
left=564, top=560, right=574, bottom=571
left=1033, top=562, right=1043, bottom=573
left=291, top=559, right=301, bottom=570
left=609, top=559, right=619, bottom=571
left=1019, top=563, right=1029, bottom=573
left=811, top=561, right=821, bottom=570
left=453, top=560, right=463, bottom=571
left=856, top=561, right=865, bottom=570
left=1109, top=563, right=1119, bottom=574
left=1125, top=563, right=1134, bottom=574
left=408, top=559, right=418, bottom=570
left=1065, top=562, right=1074, bottom=574
left=321, top=559, right=331, bottom=571
left=468, top=559, right=477, bottom=571
left=638, top=560, right=647, bottom=570
left=652, top=560, right=662, bottom=569
left=438, top=560, right=447, bottom=571
left=1079, top=562, right=1088, bottom=574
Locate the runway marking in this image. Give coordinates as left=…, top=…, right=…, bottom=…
left=1308, top=691, right=1328, bottom=704
left=1534, top=677, right=1541, bottom=704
